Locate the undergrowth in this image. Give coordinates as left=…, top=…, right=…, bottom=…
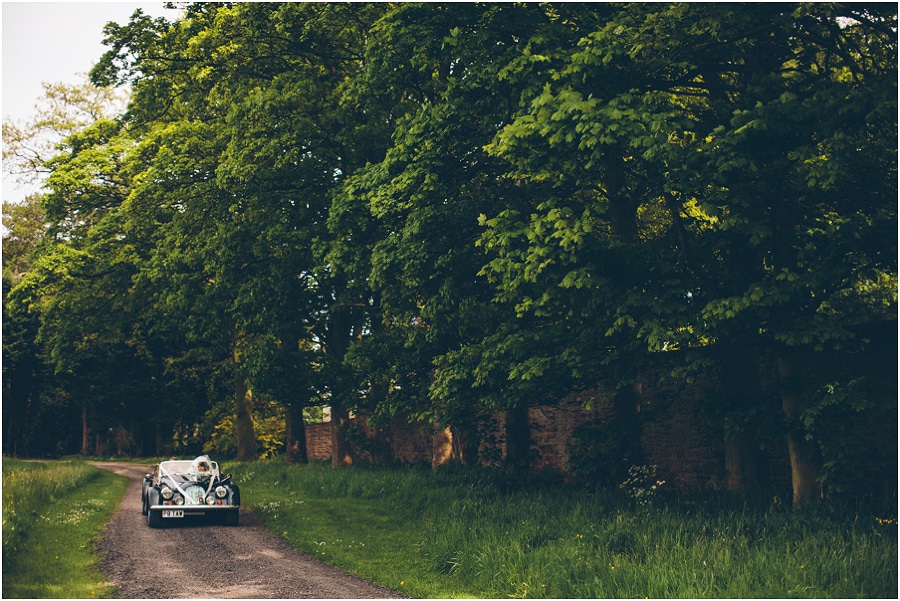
left=229, top=460, right=897, bottom=598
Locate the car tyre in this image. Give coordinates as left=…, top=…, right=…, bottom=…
left=148, top=508, right=163, bottom=528
left=141, top=477, right=151, bottom=515
left=146, top=488, right=161, bottom=527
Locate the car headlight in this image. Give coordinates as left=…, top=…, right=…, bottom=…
left=206, top=495, right=216, bottom=505
left=215, top=486, right=227, bottom=498
left=160, top=486, right=173, bottom=500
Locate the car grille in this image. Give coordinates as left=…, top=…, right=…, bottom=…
left=183, top=484, right=205, bottom=504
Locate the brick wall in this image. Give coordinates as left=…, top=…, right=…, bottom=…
left=300, top=343, right=896, bottom=495
left=306, top=420, right=332, bottom=459
left=638, top=369, right=738, bottom=489
left=305, top=414, right=435, bottom=464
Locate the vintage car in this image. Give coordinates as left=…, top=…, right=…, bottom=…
left=142, top=455, right=240, bottom=528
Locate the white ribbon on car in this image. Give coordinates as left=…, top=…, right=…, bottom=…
left=158, top=462, right=217, bottom=504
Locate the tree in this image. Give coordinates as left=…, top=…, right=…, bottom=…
left=2, top=77, right=125, bottom=189
left=2, top=195, right=47, bottom=455
left=2, top=195, right=46, bottom=279
left=333, top=3, right=611, bottom=469
left=480, top=3, right=897, bottom=505
left=6, top=113, right=208, bottom=457
left=91, top=3, right=393, bottom=464
left=5, top=3, right=891, bottom=496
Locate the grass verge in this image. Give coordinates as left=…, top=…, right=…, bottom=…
left=229, top=459, right=897, bottom=599
left=2, top=458, right=128, bottom=599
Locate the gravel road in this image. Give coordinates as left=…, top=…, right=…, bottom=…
left=94, top=463, right=404, bottom=599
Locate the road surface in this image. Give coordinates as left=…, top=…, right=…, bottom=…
left=94, top=462, right=404, bottom=599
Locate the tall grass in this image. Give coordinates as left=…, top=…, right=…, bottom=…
left=231, top=460, right=897, bottom=598
left=3, top=459, right=101, bottom=563
left=2, top=458, right=127, bottom=598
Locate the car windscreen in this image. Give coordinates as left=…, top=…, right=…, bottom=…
left=159, top=460, right=219, bottom=479
left=159, top=461, right=195, bottom=477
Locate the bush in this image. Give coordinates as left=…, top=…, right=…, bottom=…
left=566, top=417, right=640, bottom=485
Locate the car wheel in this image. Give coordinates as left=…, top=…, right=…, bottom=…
left=148, top=508, right=163, bottom=528
left=146, top=488, right=161, bottom=527
left=141, top=479, right=151, bottom=511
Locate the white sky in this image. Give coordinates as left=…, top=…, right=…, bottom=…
left=2, top=1, right=180, bottom=203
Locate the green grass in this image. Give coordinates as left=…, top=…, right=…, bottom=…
left=2, top=458, right=128, bottom=599
left=229, top=460, right=898, bottom=599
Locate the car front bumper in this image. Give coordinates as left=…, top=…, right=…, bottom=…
left=149, top=504, right=238, bottom=516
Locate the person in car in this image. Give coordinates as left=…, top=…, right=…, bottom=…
left=191, top=455, right=213, bottom=480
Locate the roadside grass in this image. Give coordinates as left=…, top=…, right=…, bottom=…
left=2, top=458, right=128, bottom=599
left=229, top=459, right=898, bottom=599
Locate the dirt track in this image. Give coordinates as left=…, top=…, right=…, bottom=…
left=94, top=463, right=404, bottom=599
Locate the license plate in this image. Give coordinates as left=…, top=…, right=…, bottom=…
left=162, top=510, right=184, bottom=518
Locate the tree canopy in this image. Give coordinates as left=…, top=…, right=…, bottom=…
left=3, top=2, right=895, bottom=507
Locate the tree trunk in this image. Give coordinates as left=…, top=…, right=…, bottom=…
left=285, top=406, right=308, bottom=464
left=370, top=423, right=393, bottom=464
left=82, top=403, right=89, bottom=455
left=612, top=375, right=644, bottom=482
left=323, top=302, right=354, bottom=468
left=366, top=382, right=393, bottom=464
left=607, top=160, right=640, bottom=243
left=2, top=386, right=31, bottom=456
left=725, top=435, right=767, bottom=493
left=233, top=350, right=257, bottom=462
left=451, top=418, right=480, bottom=466
left=504, top=406, right=531, bottom=472
left=330, top=404, right=353, bottom=467
left=777, top=350, right=821, bottom=508
left=721, top=341, right=769, bottom=493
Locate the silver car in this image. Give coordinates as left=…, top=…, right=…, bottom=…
left=141, top=456, right=240, bottom=528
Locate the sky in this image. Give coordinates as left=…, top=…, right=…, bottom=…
left=2, top=1, right=179, bottom=202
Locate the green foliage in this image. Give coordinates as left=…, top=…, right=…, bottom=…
left=804, top=377, right=893, bottom=491
left=234, top=460, right=897, bottom=598
left=566, top=417, right=641, bottom=485
left=4, top=3, right=895, bottom=506
left=2, top=197, right=48, bottom=455
left=201, top=396, right=286, bottom=460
